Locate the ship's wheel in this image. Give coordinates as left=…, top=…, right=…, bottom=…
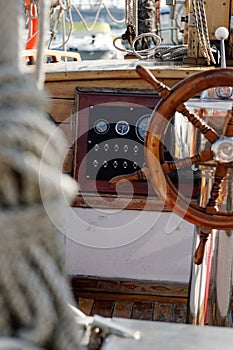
left=136, top=65, right=233, bottom=326
left=136, top=65, right=233, bottom=231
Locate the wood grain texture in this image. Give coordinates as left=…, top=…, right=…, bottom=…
left=48, top=99, right=75, bottom=123
left=131, top=302, right=154, bottom=320
left=63, top=149, right=73, bottom=173
left=71, top=276, right=189, bottom=299
left=153, top=303, right=173, bottom=322
left=112, top=300, right=133, bottom=318
left=205, top=0, right=230, bottom=40
left=78, top=297, right=94, bottom=316
left=91, top=300, right=115, bottom=317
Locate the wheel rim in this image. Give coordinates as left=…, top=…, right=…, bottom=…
left=145, top=68, right=233, bottom=229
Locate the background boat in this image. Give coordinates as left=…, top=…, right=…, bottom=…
left=46, top=0, right=181, bottom=60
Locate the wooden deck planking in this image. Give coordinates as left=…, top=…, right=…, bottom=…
left=173, top=304, right=187, bottom=323
left=153, top=302, right=173, bottom=322
left=72, top=277, right=190, bottom=322
left=76, top=296, right=188, bottom=323
left=78, top=297, right=94, bottom=316
left=131, top=302, right=154, bottom=321
left=90, top=300, right=115, bottom=318
left=112, top=300, right=133, bottom=319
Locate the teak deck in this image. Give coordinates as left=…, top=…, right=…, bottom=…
left=76, top=297, right=187, bottom=323
left=70, top=276, right=233, bottom=324
left=71, top=277, right=188, bottom=323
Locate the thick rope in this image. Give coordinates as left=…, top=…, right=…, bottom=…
left=192, top=0, right=215, bottom=65
left=0, top=1, right=87, bottom=348
left=154, top=44, right=188, bottom=61
left=135, top=0, right=157, bottom=50
left=198, top=0, right=215, bottom=64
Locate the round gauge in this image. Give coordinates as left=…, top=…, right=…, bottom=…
left=115, top=121, right=130, bottom=136
left=94, top=119, right=109, bottom=134
left=216, top=86, right=233, bottom=99
left=136, top=114, right=151, bottom=142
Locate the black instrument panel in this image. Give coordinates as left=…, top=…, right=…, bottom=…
left=74, top=88, right=161, bottom=195
left=87, top=104, right=152, bottom=181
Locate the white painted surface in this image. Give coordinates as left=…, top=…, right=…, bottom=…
left=63, top=207, right=195, bottom=283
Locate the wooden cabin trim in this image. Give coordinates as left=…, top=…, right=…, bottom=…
left=43, top=60, right=212, bottom=99
left=70, top=275, right=189, bottom=302
left=43, top=60, right=211, bottom=83
left=47, top=98, right=75, bottom=123
left=71, top=193, right=171, bottom=211
left=48, top=98, right=76, bottom=174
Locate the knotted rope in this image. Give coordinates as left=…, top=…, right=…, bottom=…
left=0, top=1, right=87, bottom=348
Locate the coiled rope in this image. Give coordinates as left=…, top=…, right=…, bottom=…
left=154, top=44, right=188, bottom=61
left=0, top=1, right=87, bottom=348
left=114, top=0, right=162, bottom=59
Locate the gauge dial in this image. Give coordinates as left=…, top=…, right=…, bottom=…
left=136, top=114, right=151, bottom=142
left=216, top=86, right=233, bottom=99
left=115, top=121, right=130, bottom=135
left=94, top=119, right=109, bottom=134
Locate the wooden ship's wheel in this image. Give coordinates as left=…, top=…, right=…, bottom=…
left=136, top=65, right=233, bottom=265
left=131, top=65, right=233, bottom=326
left=137, top=65, right=233, bottom=229
left=110, top=65, right=233, bottom=265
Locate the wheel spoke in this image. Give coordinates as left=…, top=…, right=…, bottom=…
left=176, top=104, right=220, bottom=144
left=136, top=65, right=220, bottom=143
left=109, top=167, right=150, bottom=186
left=194, top=225, right=212, bottom=265
left=136, top=65, right=171, bottom=100
left=205, top=163, right=228, bottom=214
left=224, top=109, right=233, bottom=136
left=162, top=149, right=213, bottom=174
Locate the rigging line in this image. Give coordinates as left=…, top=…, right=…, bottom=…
left=48, top=6, right=64, bottom=49
left=102, top=2, right=125, bottom=23
left=126, top=0, right=138, bottom=34
left=71, top=0, right=124, bottom=33
left=198, top=0, right=216, bottom=64
left=71, top=2, right=103, bottom=32
left=192, top=0, right=208, bottom=61
left=58, top=0, right=71, bottom=11
left=196, top=0, right=209, bottom=61
left=47, top=0, right=124, bottom=50
left=192, top=0, right=215, bottom=65
left=35, top=0, right=50, bottom=90
left=48, top=4, right=74, bottom=50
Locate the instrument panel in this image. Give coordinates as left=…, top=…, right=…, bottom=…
left=74, top=89, right=164, bottom=195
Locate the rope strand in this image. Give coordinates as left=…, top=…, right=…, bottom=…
left=192, top=0, right=215, bottom=65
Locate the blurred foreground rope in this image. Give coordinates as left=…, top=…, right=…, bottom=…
left=0, top=1, right=87, bottom=349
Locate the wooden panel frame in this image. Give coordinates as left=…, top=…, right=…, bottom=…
left=74, top=88, right=160, bottom=196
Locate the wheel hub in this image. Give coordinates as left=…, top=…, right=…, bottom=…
left=211, top=136, right=233, bottom=163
